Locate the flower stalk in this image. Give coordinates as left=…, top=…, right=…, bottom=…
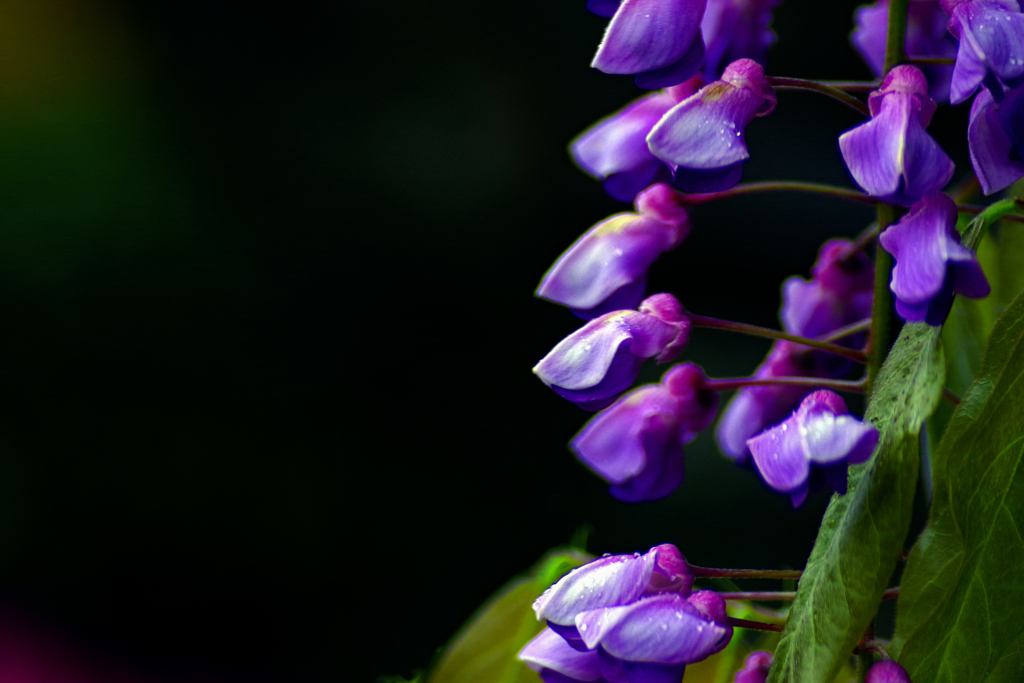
left=689, top=313, right=868, bottom=363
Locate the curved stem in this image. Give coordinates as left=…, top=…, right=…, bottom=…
left=684, top=181, right=875, bottom=206
left=907, top=57, right=955, bottom=66
left=768, top=77, right=870, bottom=116
left=727, top=617, right=784, bottom=632
left=819, top=318, right=872, bottom=344
left=846, top=222, right=882, bottom=256
left=689, top=314, right=869, bottom=364
left=817, top=80, right=880, bottom=92
left=958, top=204, right=1024, bottom=224
left=707, top=376, right=866, bottom=394
left=690, top=565, right=803, bottom=579
left=719, top=591, right=796, bottom=601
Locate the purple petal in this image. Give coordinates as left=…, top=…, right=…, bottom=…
left=781, top=277, right=845, bottom=338
left=620, top=661, right=688, bottom=683
left=969, top=85, right=1024, bottom=194
left=571, top=92, right=680, bottom=183
left=734, top=651, right=773, bottom=683
left=608, top=418, right=685, bottom=502
left=588, top=0, right=623, bottom=18
left=576, top=593, right=731, bottom=665
left=672, top=161, right=745, bottom=192
left=649, top=85, right=759, bottom=170
left=950, top=258, right=992, bottom=298
left=662, top=363, right=719, bottom=434
left=534, top=552, right=657, bottom=628
left=748, top=413, right=810, bottom=493
left=573, top=278, right=650, bottom=321
left=520, top=629, right=607, bottom=681
left=866, top=661, right=912, bottom=683
left=948, top=0, right=1024, bottom=103
left=879, top=193, right=967, bottom=305
left=593, top=0, right=708, bottom=78
left=851, top=2, right=890, bottom=77
left=635, top=38, right=706, bottom=89
left=701, top=0, right=781, bottom=80
left=900, top=108, right=957, bottom=203
left=535, top=209, right=688, bottom=312
left=789, top=484, right=809, bottom=508
left=799, top=412, right=879, bottom=465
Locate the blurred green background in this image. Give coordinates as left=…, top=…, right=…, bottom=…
left=0, top=1, right=968, bottom=681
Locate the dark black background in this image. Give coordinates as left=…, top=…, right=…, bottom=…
left=0, top=1, right=969, bottom=682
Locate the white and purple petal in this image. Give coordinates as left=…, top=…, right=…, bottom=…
left=747, top=412, right=810, bottom=493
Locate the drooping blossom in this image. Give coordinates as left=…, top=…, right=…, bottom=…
left=866, top=661, right=913, bottom=683
left=851, top=0, right=957, bottom=101
left=571, top=78, right=703, bottom=201
left=519, top=628, right=609, bottom=683
left=537, top=185, right=691, bottom=319
left=591, top=0, right=708, bottom=89
left=648, top=59, right=777, bottom=192
left=532, top=544, right=694, bottom=650
left=701, top=0, right=782, bottom=79
left=839, top=65, right=955, bottom=206
left=734, top=651, right=773, bottom=683
left=878, top=193, right=990, bottom=326
left=575, top=591, right=733, bottom=683
left=534, top=294, right=691, bottom=410
left=941, top=0, right=1024, bottom=104
left=716, top=240, right=873, bottom=464
left=571, top=363, right=718, bottom=501
left=747, top=390, right=879, bottom=506
left=968, top=81, right=1024, bottom=193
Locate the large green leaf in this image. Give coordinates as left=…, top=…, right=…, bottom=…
left=424, top=550, right=590, bottom=683
left=891, top=289, right=1024, bottom=682
left=766, top=322, right=946, bottom=683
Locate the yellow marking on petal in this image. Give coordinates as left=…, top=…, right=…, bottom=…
left=699, top=82, right=732, bottom=103
left=593, top=213, right=641, bottom=237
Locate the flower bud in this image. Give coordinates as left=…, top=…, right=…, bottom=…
left=534, top=294, right=691, bottom=410
left=734, top=651, right=773, bottom=683
left=647, top=59, right=776, bottom=192
left=866, top=660, right=912, bottom=683
left=536, top=185, right=691, bottom=318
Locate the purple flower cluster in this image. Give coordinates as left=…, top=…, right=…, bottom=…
left=520, top=545, right=733, bottom=683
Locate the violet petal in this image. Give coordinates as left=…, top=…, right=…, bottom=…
left=520, top=628, right=606, bottom=681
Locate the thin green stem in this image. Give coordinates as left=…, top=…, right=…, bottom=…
left=817, top=80, right=880, bottom=92
left=907, top=57, right=955, bottom=66
left=866, top=204, right=896, bottom=398
left=768, top=77, right=870, bottom=116
left=690, top=565, right=803, bottom=579
left=689, top=314, right=868, bottom=364
left=707, top=377, right=866, bottom=394
left=884, top=0, right=910, bottom=72
left=726, top=617, right=785, bottom=633
left=818, top=318, right=872, bottom=344
left=684, top=181, right=875, bottom=206
left=957, top=204, right=1024, bottom=224
left=719, top=591, right=797, bottom=601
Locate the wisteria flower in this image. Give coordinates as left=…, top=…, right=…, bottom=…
left=717, top=240, right=873, bottom=463
left=571, top=364, right=718, bottom=501
left=866, top=661, right=912, bottom=683
left=532, top=544, right=694, bottom=649
left=851, top=0, right=957, bottom=101
left=878, top=193, right=990, bottom=326
left=941, top=0, right=1024, bottom=104
left=747, top=390, right=879, bottom=506
left=648, top=59, right=777, bottom=192
left=591, top=0, right=708, bottom=89
left=534, top=294, right=691, bottom=410
left=571, top=78, right=703, bottom=201
left=968, top=81, right=1024, bottom=194
left=701, top=0, right=782, bottom=79
left=576, top=591, right=733, bottom=683
left=839, top=65, right=955, bottom=205
left=734, top=651, right=773, bottom=683
left=536, top=185, right=691, bottom=319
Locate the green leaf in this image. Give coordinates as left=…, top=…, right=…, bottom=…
left=424, top=549, right=591, bottom=683
left=766, top=322, right=945, bottom=683
left=891, top=289, right=1024, bottom=682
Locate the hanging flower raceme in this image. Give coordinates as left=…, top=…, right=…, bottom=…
left=701, top=0, right=782, bottom=79
left=866, top=661, right=913, bottom=683
left=851, top=0, right=957, bottom=101
left=590, top=0, right=708, bottom=89
left=878, top=193, right=990, bottom=326
left=647, top=59, right=777, bottom=192
left=968, top=81, right=1024, bottom=194
left=941, top=0, right=1024, bottom=104
left=523, top=544, right=732, bottom=683
left=716, top=239, right=874, bottom=464
left=536, top=185, right=691, bottom=319
left=571, top=78, right=703, bottom=202
left=571, top=363, right=718, bottom=501
left=747, top=390, right=879, bottom=506
left=534, top=294, right=691, bottom=410
left=734, top=652, right=773, bottom=683
left=839, top=65, right=955, bottom=206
